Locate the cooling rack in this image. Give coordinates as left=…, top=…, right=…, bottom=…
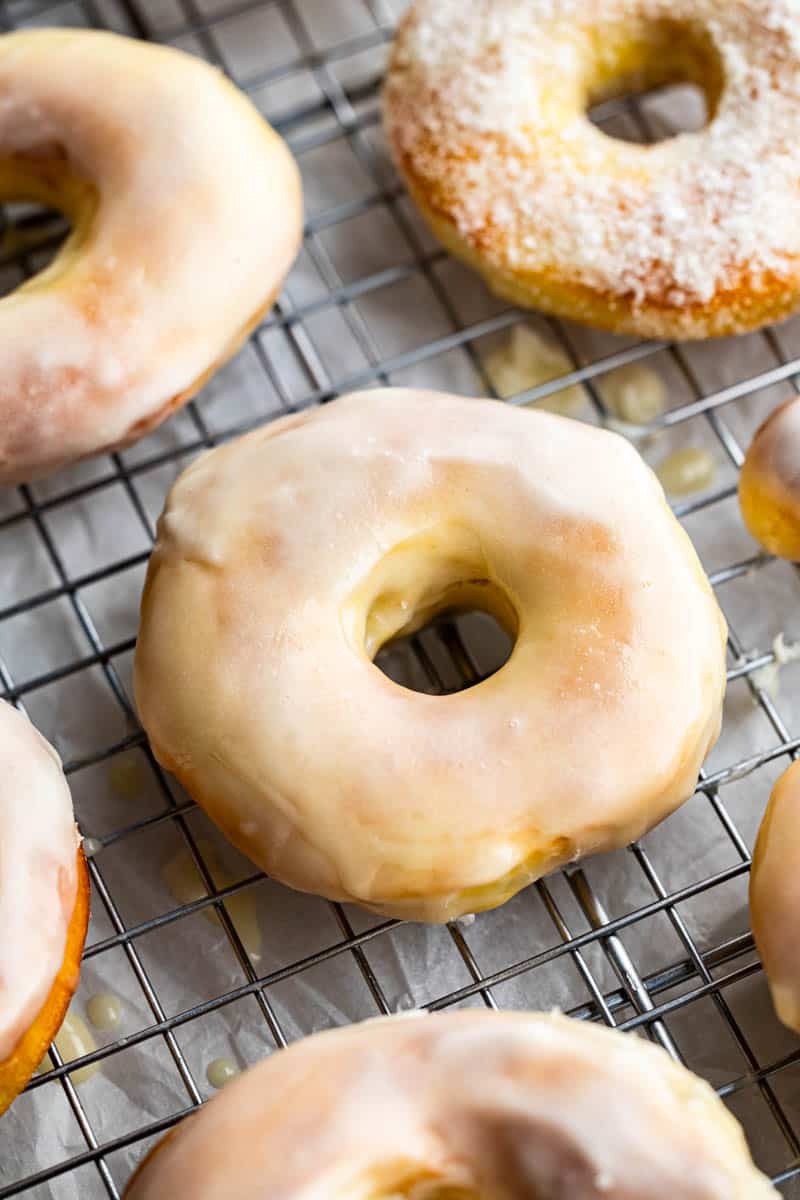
left=3, top=0, right=800, bottom=1195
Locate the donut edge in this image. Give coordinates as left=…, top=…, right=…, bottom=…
left=738, top=397, right=800, bottom=560
left=0, top=848, right=90, bottom=1117
left=392, top=170, right=800, bottom=342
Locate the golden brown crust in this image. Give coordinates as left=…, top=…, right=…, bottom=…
left=399, top=168, right=800, bottom=343
left=0, top=849, right=89, bottom=1117
left=750, top=760, right=800, bottom=1032
left=739, top=396, right=800, bottom=560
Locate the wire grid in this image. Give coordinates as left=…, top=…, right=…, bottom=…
left=1, top=0, right=800, bottom=1194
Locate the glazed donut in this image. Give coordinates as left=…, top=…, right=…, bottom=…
left=739, top=397, right=800, bottom=561
left=125, top=1011, right=775, bottom=1198
left=750, top=759, right=800, bottom=1034
left=134, top=388, right=727, bottom=922
left=0, top=29, right=301, bottom=484
left=0, top=700, right=88, bottom=1116
left=383, top=0, right=800, bottom=340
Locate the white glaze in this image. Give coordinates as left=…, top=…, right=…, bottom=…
left=599, top=363, right=666, bottom=424
left=125, top=1011, right=776, bottom=1199
left=482, top=324, right=586, bottom=414
left=655, top=446, right=715, bottom=496
left=134, top=389, right=727, bottom=922
left=206, top=1057, right=239, bottom=1090
left=162, top=841, right=261, bottom=962
left=750, top=632, right=800, bottom=700
left=86, top=992, right=122, bottom=1032
left=43, top=1009, right=99, bottom=1084
left=0, top=29, right=302, bottom=483
left=0, top=700, right=79, bottom=1061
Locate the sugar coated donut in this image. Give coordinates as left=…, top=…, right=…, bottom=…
left=0, top=29, right=302, bottom=484
left=134, top=389, right=727, bottom=922
left=739, top=397, right=800, bottom=561
left=0, top=700, right=88, bottom=1116
left=125, top=1011, right=775, bottom=1198
left=383, top=0, right=800, bottom=340
left=750, top=759, right=800, bottom=1033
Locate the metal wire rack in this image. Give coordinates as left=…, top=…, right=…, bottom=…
left=3, top=0, right=800, bottom=1194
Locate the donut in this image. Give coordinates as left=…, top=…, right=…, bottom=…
left=739, top=397, right=800, bottom=561
left=383, top=0, right=800, bottom=340
left=124, top=1010, right=774, bottom=1198
left=134, top=388, right=727, bottom=922
left=0, top=700, right=88, bottom=1116
left=750, top=759, right=800, bottom=1034
left=0, top=29, right=302, bottom=485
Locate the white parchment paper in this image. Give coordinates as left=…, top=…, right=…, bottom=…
left=2, top=4, right=800, bottom=1195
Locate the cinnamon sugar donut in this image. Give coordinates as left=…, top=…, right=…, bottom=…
left=383, top=0, right=800, bottom=340
left=750, top=759, right=800, bottom=1034
left=0, top=29, right=301, bottom=484
left=125, top=1011, right=776, bottom=1198
left=134, top=388, right=727, bottom=923
left=0, top=700, right=88, bottom=1116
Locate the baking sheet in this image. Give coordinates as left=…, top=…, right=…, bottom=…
left=2, top=1, right=800, bottom=1195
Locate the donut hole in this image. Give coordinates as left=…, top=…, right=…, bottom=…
left=374, top=599, right=515, bottom=695
left=0, top=200, right=71, bottom=293
left=348, top=527, right=517, bottom=695
left=589, top=82, right=709, bottom=141
left=585, top=19, right=724, bottom=143
left=0, top=159, right=96, bottom=296
left=364, top=1164, right=481, bottom=1199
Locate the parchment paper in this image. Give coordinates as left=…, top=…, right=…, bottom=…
left=2, top=3, right=800, bottom=1195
